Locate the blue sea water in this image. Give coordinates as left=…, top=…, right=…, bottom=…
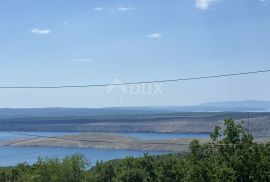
left=0, top=146, right=167, bottom=167
left=0, top=132, right=209, bottom=167
left=0, top=131, right=79, bottom=141
left=119, top=132, right=210, bottom=140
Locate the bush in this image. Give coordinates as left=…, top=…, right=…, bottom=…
left=1, top=119, right=270, bottom=182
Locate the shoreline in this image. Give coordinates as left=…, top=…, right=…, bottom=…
left=0, top=132, right=210, bottom=152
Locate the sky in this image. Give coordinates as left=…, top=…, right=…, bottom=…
left=0, top=0, right=270, bottom=108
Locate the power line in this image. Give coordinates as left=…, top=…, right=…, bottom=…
left=0, top=69, right=270, bottom=89
left=0, top=131, right=190, bottom=146
left=0, top=131, right=249, bottom=146
left=1, top=131, right=117, bottom=144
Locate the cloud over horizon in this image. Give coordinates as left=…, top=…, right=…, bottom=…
left=259, top=0, right=270, bottom=5
left=117, top=7, right=134, bottom=11
left=195, top=0, right=219, bottom=10
left=31, top=29, right=51, bottom=35
left=148, top=33, right=162, bottom=39
left=71, top=59, right=94, bottom=63
left=93, top=7, right=104, bottom=11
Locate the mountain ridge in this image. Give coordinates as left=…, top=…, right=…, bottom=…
left=0, top=100, right=269, bottom=119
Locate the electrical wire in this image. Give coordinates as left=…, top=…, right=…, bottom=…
left=0, top=69, right=269, bottom=89
left=0, top=131, right=251, bottom=146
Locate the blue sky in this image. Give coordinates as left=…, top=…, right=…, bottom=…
left=0, top=0, right=270, bottom=108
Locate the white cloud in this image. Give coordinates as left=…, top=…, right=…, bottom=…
left=117, top=7, right=134, bottom=11
left=195, top=0, right=218, bottom=10
left=259, top=0, right=270, bottom=4
left=94, top=7, right=104, bottom=11
left=148, top=33, right=162, bottom=39
left=31, top=29, right=51, bottom=35
left=71, top=59, right=94, bottom=63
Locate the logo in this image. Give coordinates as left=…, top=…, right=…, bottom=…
left=106, top=78, right=127, bottom=94
left=107, top=78, right=162, bottom=95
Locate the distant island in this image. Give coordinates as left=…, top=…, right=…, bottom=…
left=0, top=132, right=209, bottom=152
left=0, top=101, right=270, bottom=134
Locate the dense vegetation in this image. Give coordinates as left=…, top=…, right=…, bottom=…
left=1, top=119, right=270, bottom=182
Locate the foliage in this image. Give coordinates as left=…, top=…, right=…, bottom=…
left=1, top=119, right=270, bottom=181
left=0, top=154, right=88, bottom=182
